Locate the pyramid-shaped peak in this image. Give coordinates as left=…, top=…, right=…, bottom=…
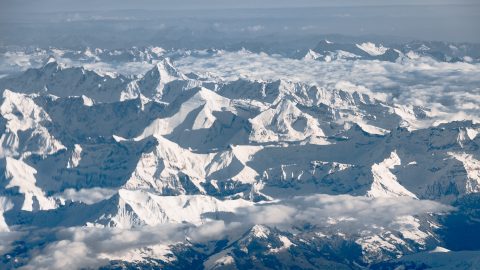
left=40, top=56, right=72, bottom=74
left=152, top=58, right=186, bottom=80
left=45, top=55, right=57, bottom=65
left=41, top=56, right=61, bottom=70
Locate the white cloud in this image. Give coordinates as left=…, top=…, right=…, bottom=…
left=18, top=194, right=452, bottom=270
left=53, top=188, right=117, bottom=205
left=21, top=224, right=187, bottom=270
left=0, top=49, right=155, bottom=77
left=300, top=25, right=315, bottom=30
left=174, top=51, right=480, bottom=125
left=3, top=48, right=478, bottom=127
left=233, top=194, right=453, bottom=230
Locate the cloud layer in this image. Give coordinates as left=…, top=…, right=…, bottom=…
left=17, top=194, right=453, bottom=270
left=174, top=51, right=480, bottom=124
left=2, top=48, right=479, bottom=127
left=53, top=188, right=117, bottom=205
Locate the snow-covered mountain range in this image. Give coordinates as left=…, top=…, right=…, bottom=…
left=0, top=44, right=479, bottom=269
left=303, top=39, right=480, bottom=63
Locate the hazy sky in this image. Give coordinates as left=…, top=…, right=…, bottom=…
left=0, top=0, right=479, bottom=44
left=1, top=0, right=480, bottom=12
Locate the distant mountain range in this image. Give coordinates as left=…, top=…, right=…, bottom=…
left=302, top=39, right=480, bottom=63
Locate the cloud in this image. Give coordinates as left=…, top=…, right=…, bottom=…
left=3, top=47, right=479, bottom=127
left=0, top=49, right=155, bottom=77
left=0, top=51, right=47, bottom=73
left=53, top=188, right=117, bottom=205
left=0, top=231, right=23, bottom=254
left=20, top=224, right=188, bottom=270
left=242, top=25, right=265, bottom=32
left=300, top=25, right=315, bottom=31
left=232, top=194, right=453, bottom=231
left=16, top=194, right=452, bottom=270
left=174, top=51, right=480, bottom=125
left=83, top=61, right=155, bottom=77
left=20, top=221, right=240, bottom=270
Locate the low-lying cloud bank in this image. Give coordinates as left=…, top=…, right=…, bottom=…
left=18, top=224, right=187, bottom=270
left=174, top=51, right=480, bottom=124
left=233, top=194, right=453, bottom=228
left=15, top=195, right=453, bottom=270
left=53, top=188, right=117, bottom=205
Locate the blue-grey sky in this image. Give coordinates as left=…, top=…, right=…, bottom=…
left=1, top=0, right=479, bottom=11
left=0, top=0, right=479, bottom=45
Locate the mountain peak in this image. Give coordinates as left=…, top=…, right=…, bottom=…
left=152, top=58, right=186, bottom=82
left=134, top=58, right=189, bottom=101
left=45, top=55, right=57, bottom=65
left=41, top=57, right=62, bottom=73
